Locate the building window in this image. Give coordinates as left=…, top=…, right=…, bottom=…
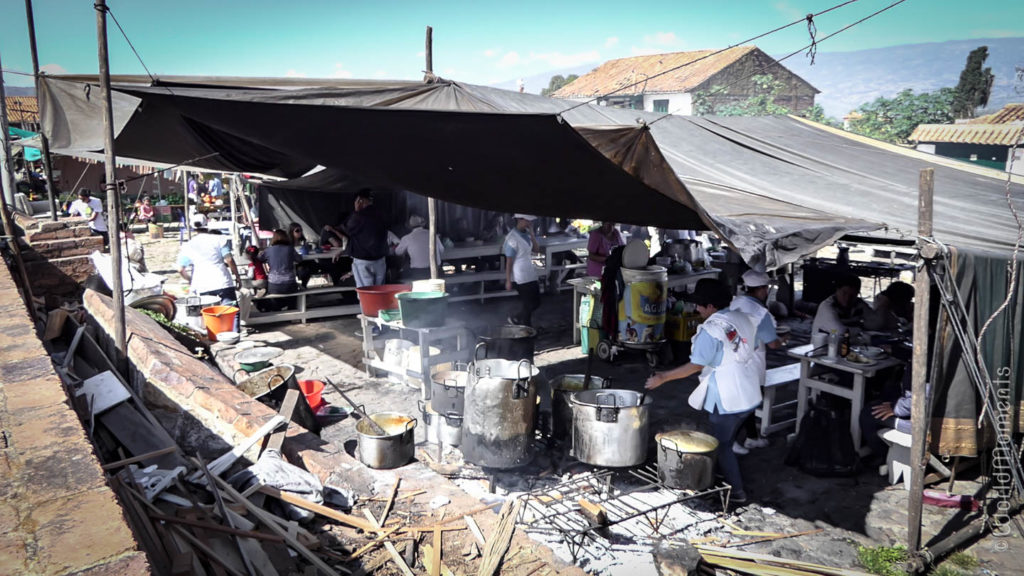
left=653, top=99, right=669, bottom=114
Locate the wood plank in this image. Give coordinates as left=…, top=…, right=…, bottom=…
left=149, top=514, right=285, bottom=543
left=464, top=516, right=486, bottom=547
left=259, top=486, right=379, bottom=532
left=98, top=402, right=184, bottom=469
left=360, top=510, right=414, bottom=576
left=102, top=446, right=180, bottom=470
left=430, top=527, right=442, bottom=576
left=378, top=479, right=400, bottom=528
left=263, top=390, right=299, bottom=456
left=476, top=498, right=522, bottom=576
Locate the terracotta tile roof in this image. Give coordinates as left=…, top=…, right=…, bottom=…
left=969, top=103, right=1024, bottom=124
left=910, top=122, right=1024, bottom=146
left=5, top=96, right=38, bottom=123
left=553, top=46, right=761, bottom=99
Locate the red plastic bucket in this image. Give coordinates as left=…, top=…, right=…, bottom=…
left=298, top=379, right=325, bottom=410
left=355, top=284, right=411, bottom=317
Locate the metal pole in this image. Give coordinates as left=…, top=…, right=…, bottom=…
left=0, top=50, right=17, bottom=207
left=229, top=175, right=240, bottom=254
left=95, top=0, right=126, bottom=354
left=425, top=26, right=438, bottom=280
left=907, top=167, right=934, bottom=564
left=182, top=170, right=191, bottom=240
left=24, top=0, right=59, bottom=220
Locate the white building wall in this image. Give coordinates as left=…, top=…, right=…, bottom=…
left=643, top=93, right=692, bottom=115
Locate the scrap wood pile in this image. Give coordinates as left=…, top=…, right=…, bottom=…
left=51, top=317, right=549, bottom=576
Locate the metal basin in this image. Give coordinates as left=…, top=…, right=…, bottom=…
left=570, top=389, right=650, bottom=467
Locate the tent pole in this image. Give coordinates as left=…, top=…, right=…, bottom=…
left=182, top=170, right=191, bottom=241
left=95, top=0, right=126, bottom=354
left=229, top=175, right=240, bottom=253
left=425, top=25, right=438, bottom=280
left=24, top=0, right=59, bottom=221
left=907, top=167, right=934, bottom=570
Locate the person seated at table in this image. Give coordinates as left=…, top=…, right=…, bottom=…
left=864, top=281, right=914, bottom=332
left=135, top=195, right=155, bottom=224
left=811, top=273, right=872, bottom=337
left=288, top=222, right=317, bottom=289
left=860, top=366, right=912, bottom=459
left=587, top=221, right=625, bottom=277
left=395, top=214, right=443, bottom=281
left=257, top=229, right=302, bottom=311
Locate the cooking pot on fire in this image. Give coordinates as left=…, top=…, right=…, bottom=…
left=570, top=389, right=650, bottom=467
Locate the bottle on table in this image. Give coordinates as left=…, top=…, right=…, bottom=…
left=827, top=330, right=839, bottom=359
left=840, top=330, right=850, bottom=358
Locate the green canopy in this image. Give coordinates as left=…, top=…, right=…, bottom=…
left=8, top=126, right=41, bottom=161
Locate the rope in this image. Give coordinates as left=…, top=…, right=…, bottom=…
left=805, top=14, right=819, bottom=65
left=649, top=0, right=910, bottom=123
left=556, top=0, right=864, bottom=115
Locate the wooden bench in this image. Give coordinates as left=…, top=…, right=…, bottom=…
left=755, top=363, right=801, bottom=436
left=441, top=270, right=518, bottom=303
left=240, top=285, right=361, bottom=326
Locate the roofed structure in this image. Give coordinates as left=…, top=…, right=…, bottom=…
left=5, top=96, right=39, bottom=126
left=551, top=46, right=818, bottom=115
left=910, top=102, right=1024, bottom=173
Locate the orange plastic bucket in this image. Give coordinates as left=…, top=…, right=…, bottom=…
left=298, top=379, right=325, bottom=410
left=201, top=305, right=239, bottom=340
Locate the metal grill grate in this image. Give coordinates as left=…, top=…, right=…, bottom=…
left=516, top=465, right=730, bottom=561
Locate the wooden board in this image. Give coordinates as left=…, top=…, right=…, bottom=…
left=98, top=402, right=186, bottom=469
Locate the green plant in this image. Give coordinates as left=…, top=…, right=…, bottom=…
left=858, top=544, right=908, bottom=576
left=946, top=551, right=978, bottom=570
left=929, top=565, right=964, bottom=576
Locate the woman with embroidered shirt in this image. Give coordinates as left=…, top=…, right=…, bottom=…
left=645, top=278, right=761, bottom=504
left=504, top=214, right=541, bottom=326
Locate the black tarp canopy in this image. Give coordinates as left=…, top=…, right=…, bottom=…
left=39, top=75, right=1024, bottom=268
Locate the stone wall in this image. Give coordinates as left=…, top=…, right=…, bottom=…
left=14, top=212, right=102, bottom=299
left=0, top=258, right=148, bottom=574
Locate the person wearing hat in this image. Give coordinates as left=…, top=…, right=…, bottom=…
left=645, top=278, right=761, bottom=505
left=395, top=214, right=444, bottom=281
left=504, top=214, right=541, bottom=326
left=730, top=269, right=788, bottom=454
left=67, top=189, right=109, bottom=249
left=343, top=188, right=388, bottom=288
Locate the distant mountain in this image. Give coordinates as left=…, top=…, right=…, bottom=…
left=782, top=37, right=1024, bottom=119
left=496, top=37, right=1024, bottom=119
left=4, top=85, right=36, bottom=97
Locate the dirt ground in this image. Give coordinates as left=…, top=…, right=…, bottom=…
left=136, top=230, right=1023, bottom=575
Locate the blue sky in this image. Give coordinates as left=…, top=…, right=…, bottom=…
left=2, top=0, right=1022, bottom=91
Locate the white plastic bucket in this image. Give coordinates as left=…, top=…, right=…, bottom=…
left=383, top=339, right=415, bottom=384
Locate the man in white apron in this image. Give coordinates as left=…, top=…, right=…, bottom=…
left=729, top=269, right=787, bottom=453
left=646, top=278, right=761, bottom=504
left=503, top=214, right=541, bottom=326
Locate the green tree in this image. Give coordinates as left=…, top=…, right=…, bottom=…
left=692, top=74, right=841, bottom=125
left=541, top=74, right=579, bottom=97
left=951, top=46, right=995, bottom=119
left=848, top=88, right=955, bottom=144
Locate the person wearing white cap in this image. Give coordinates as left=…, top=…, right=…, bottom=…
left=504, top=214, right=541, bottom=325
left=729, top=269, right=787, bottom=454
left=395, top=214, right=443, bottom=281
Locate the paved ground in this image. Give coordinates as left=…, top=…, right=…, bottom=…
left=139, top=231, right=1022, bottom=575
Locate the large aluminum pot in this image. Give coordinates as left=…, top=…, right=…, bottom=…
left=418, top=401, right=441, bottom=445
left=357, top=412, right=417, bottom=469
left=477, top=325, right=537, bottom=362
left=655, top=430, right=718, bottom=490
left=548, top=374, right=610, bottom=438
left=571, top=389, right=651, bottom=467
left=462, top=358, right=538, bottom=469
left=430, top=366, right=469, bottom=415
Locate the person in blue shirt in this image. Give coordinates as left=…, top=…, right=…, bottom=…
left=503, top=214, right=540, bottom=326
left=730, top=269, right=787, bottom=454
left=646, top=278, right=761, bottom=505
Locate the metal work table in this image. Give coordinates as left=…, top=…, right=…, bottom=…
left=358, top=315, right=473, bottom=399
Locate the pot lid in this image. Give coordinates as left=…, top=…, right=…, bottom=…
left=235, top=346, right=284, bottom=364
left=622, top=239, right=650, bottom=269
left=656, top=429, right=719, bottom=452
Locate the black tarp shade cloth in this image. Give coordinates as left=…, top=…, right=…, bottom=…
left=39, top=75, right=1023, bottom=268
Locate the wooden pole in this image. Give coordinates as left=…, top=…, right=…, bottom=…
left=907, top=167, right=934, bottom=563
left=182, top=170, right=191, bottom=240
left=0, top=50, right=17, bottom=207
left=425, top=26, right=439, bottom=279
left=24, top=0, right=59, bottom=221
left=95, top=0, right=126, bottom=354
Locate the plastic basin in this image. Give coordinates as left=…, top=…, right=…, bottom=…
left=396, top=292, right=449, bottom=328
left=355, top=284, right=411, bottom=317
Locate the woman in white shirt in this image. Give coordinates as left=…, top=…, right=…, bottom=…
left=503, top=214, right=540, bottom=326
